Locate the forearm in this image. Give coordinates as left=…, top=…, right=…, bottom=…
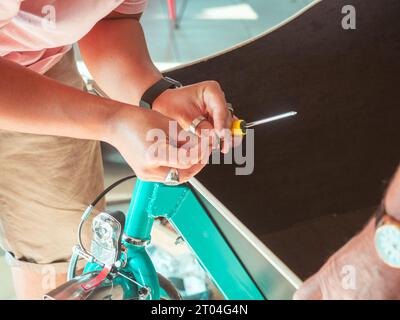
left=0, top=57, right=128, bottom=142
left=78, top=15, right=162, bottom=105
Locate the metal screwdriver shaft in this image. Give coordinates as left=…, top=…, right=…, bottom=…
left=231, top=111, right=297, bottom=136
left=246, top=111, right=297, bottom=128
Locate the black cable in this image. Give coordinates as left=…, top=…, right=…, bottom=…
left=91, top=174, right=137, bottom=207
left=77, top=174, right=137, bottom=258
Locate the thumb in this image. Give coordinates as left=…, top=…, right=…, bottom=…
left=201, top=81, right=230, bottom=134
left=293, top=274, right=322, bottom=300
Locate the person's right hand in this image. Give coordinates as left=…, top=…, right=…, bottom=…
left=106, top=106, right=211, bottom=183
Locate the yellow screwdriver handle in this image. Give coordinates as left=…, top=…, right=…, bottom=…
left=231, top=119, right=247, bottom=136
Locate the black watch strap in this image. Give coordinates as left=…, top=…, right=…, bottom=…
left=139, top=77, right=182, bottom=109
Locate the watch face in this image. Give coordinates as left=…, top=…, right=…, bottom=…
left=375, top=225, right=400, bottom=268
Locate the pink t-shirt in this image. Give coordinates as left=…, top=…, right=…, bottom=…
left=0, top=0, right=148, bottom=74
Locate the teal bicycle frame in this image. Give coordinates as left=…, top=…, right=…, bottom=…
left=83, top=179, right=265, bottom=300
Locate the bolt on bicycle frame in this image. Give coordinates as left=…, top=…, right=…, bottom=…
left=84, top=178, right=300, bottom=299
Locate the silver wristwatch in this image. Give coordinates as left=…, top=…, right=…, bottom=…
left=375, top=204, right=400, bottom=268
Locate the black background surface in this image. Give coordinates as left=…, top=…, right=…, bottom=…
left=166, top=0, right=400, bottom=279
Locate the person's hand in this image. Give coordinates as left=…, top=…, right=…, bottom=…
left=293, top=219, right=400, bottom=300
left=152, top=81, right=241, bottom=154
left=106, top=105, right=211, bottom=183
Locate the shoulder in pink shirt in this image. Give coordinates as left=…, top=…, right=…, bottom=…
left=0, top=0, right=148, bottom=74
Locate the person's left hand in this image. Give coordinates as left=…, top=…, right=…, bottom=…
left=293, top=219, right=400, bottom=300
left=152, top=80, right=241, bottom=154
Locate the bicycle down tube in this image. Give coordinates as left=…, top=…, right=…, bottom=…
left=84, top=179, right=264, bottom=300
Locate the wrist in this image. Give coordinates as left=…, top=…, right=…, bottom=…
left=140, top=77, right=182, bottom=110
left=151, top=88, right=175, bottom=113
left=137, top=72, right=163, bottom=104
left=98, top=99, right=142, bottom=145
left=364, top=219, right=400, bottom=277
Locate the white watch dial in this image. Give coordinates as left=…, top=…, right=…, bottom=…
left=375, top=225, right=400, bottom=268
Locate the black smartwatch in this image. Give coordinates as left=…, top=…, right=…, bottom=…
left=139, top=77, right=182, bottom=109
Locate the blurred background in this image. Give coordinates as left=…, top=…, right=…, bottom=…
left=0, top=0, right=314, bottom=299
left=77, top=0, right=315, bottom=74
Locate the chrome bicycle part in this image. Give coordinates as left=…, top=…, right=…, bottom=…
left=122, top=234, right=151, bottom=247
left=164, top=168, right=180, bottom=186
left=91, top=211, right=125, bottom=266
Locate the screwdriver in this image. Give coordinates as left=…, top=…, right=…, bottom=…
left=230, top=111, right=297, bottom=136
